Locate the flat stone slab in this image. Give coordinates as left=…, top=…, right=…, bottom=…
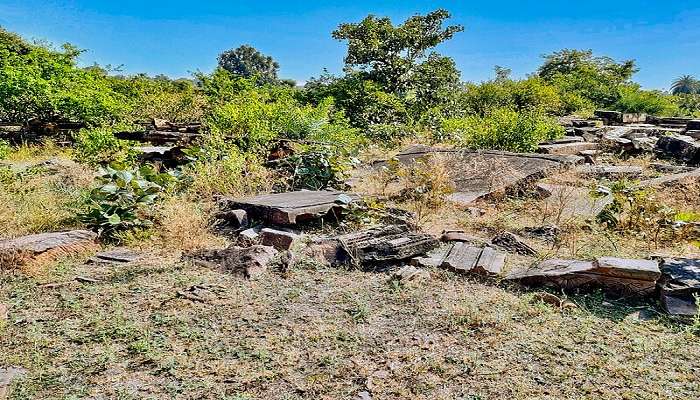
left=575, top=165, right=643, bottom=179
left=0, top=230, right=98, bottom=268
left=638, top=167, right=700, bottom=188
left=189, top=244, right=278, bottom=279
left=538, top=142, right=599, bottom=155
left=412, top=242, right=506, bottom=277
left=537, top=183, right=613, bottom=220
left=655, top=135, right=700, bottom=165
left=657, top=258, right=700, bottom=317
left=220, top=190, right=359, bottom=225
left=87, top=248, right=143, bottom=265
left=382, top=145, right=582, bottom=206
left=506, top=257, right=660, bottom=295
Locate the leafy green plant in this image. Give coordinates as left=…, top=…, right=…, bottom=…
left=441, top=108, right=563, bottom=152
left=79, top=164, right=181, bottom=239
left=72, top=127, right=137, bottom=166
left=0, top=140, right=10, bottom=159
left=275, top=144, right=359, bottom=190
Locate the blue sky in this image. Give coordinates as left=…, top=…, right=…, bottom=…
left=1, top=1, right=699, bottom=89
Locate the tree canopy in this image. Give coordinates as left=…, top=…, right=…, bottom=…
left=217, top=45, right=280, bottom=84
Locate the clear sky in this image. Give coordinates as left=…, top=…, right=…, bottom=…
left=1, top=1, right=699, bottom=90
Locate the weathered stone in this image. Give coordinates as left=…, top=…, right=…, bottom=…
left=687, top=120, right=700, bottom=131
left=379, top=145, right=582, bottom=206
left=507, top=257, right=660, bottom=295
left=541, top=136, right=584, bottom=145
left=537, top=183, right=613, bottom=220
left=655, top=135, right=700, bottom=165
left=414, top=242, right=505, bottom=276
left=0, top=230, right=98, bottom=269
left=215, top=209, right=249, bottom=230
left=440, top=230, right=488, bottom=245
left=522, top=225, right=560, bottom=241
left=88, top=248, right=142, bottom=265
left=133, top=145, right=189, bottom=167
left=0, top=303, right=7, bottom=321
left=260, top=228, right=300, bottom=251
left=575, top=165, right=643, bottom=179
left=657, top=258, right=700, bottom=317
left=650, top=163, right=694, bottom=174
left=538, top=142, right=599, bottom=155
left=491, top=231, right=537, bottom=256
left=622, top=113, right=647, bottom=124
left=391, top=265, right=430, bottom=283
left=648, top=116, right=695, bottom=128
left=638, top=167, right=700, bottom=188
left=685, top=130, right=700, bottom=140
left=190, top=244, right=278, bottom=279
left=219, top=190, right=358, bottom=225
left=331, top=225, right=438, bottom=266
left=239, top=228, right=260, bottom=243
left=594, top=110, right=623, bottom=125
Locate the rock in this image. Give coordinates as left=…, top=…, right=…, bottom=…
left=538, top=142, right=599, bottom=156
left=622, top=113, right=647, bottom=124
left=491, top=232, right=537, bottom=256
left=637, top=167, right=700, bottom=188
left=507, top=257, right=660, bottom=295
left=650, top=163, right=694, bottom=174
left=319, top=225, right=439, bottom=267
left=260, top=228, right=300, bottom=251
left=133, top=145, right=189, bottom=168
left=624, top=309, right=656, bottom=322
left=189, top=245, right=278, bottom=279
left=215, top=209, right=249, bottom=230
left=578, top=149, right=600, bottom=164
left=87, top=248, right=142, bottom=265
left=0, top=303, right=7, bottom=321
left=575, top=165, right=643, bottom=179
left=522, top=225, right=560, bottom=242
left=657, top=258, right=700, bottom=317
left=0, top=230, right=98, bottom=269
left=413, top=243, right=505, bottom=276
left=685, top=130, right=700, bottom=140
left=541, top=136, right=584, bottom=145
left=239, top=228, right=260, bottom=243
left=219, top=190, right=359, bottom=225
left=377, top=145, right=582, bottom=206
left=594, top=110, right=623, bottom=125
left=355, top=391, right=372, bottom=400
left=655, top=135, right=700, bottom=165
left=531, top=292, right=564, bottom=307
left=0, top=366, right=27, bottom=399
left=391, top=265, right=430, bottom=283
left=687, top=120, right=700, bottom=131
left=536, top=183, right=613, bottom=220
left=440, top=230, right=488, bottom=245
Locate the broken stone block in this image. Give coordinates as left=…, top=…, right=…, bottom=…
left=685, top=130, right=700, bottom=140
left=522, top=225, right=560, bottom=242
left=133, top=145, right=189, bottom=167
left=87, top=248, right=142, bottom=266
left=313, top=225, right=438, bottom=267
left=0, top=302, right=7, bottom=321
left=491, top=231, right=537, bottom=256
left=215, top=209, right=248, bottom=230
left=412, top=242, right=505, bottom=276
left=0, top=230, right=98, bottom=269
left=638, top=167, right=700, bottom=188
left=657, top=258, right=700, bottom=317
left=687, top=120, right=700, bottom=131
left=440, top=230, right=488, bottom=246
left=655, top=135, right=700, bottom=165
left=239, top=228, right=260, bottom=243
left=575, top=165, right=643, bottom=179
left=536, top=183, right=613, bottom=220
left=190, top=244, right=278, bottom=279
left=623, top=113, right=647, bottom=124
left=538, top=142, right=599, bottom=156
left=219, top=190, right=359, bottom=225
left=507, top=257, right=660, bottom=295
left=260, top=228, right=300, bottom=251
left=540, top=136, right=584, bottom=145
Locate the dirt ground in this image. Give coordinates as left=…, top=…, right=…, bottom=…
left=1, top=252, right=699, bottom=400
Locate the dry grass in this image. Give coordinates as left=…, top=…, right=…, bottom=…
left=1, top=258, right=698, bottom=399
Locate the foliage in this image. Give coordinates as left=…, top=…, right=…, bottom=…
left=670, top=75, right=700, bottom=95
left=457, top=77, right=561, bottom=117
left=441, top=108, right=564, bottom=152
left=539, top=49, right=637, bottom=113
left=79, top=164, right=181, bottom=239
left=614, top=85, right=679, bottom=115
left=217, top=45, right=280, bottom=84
left=0, top=140, right=10, bottom=159
left=674, top=94, right=700, bottom=117
left=0, top=29, right=129, bottom=125
left=72, top=127, right=137, bottom=166
left=275, top=144, right=359, bottom=190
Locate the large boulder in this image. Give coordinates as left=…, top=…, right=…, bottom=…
left=655, top=135, right=700, bottom=165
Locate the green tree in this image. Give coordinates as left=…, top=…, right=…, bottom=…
left=217, top=45, right=280, bottom=84
left=670, top=75, right=700, bottom=95
left=538, top=49, right=637, bottom=113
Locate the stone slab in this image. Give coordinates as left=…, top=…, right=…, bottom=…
left=575, top=165, right=643, bottom=179
left=657, top=258, right=700, bottom=316
left=221, top=190, right=359, bottom=225
left=537, top=183, right=613, bottom=220
left=538, top=142, right=599, bottom=155
left=0, top=230, right=98, bottom=268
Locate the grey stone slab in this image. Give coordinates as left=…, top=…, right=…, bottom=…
left=473, top=246, right=506, bottom=276
left=655, top=135, right=700, bottom=165
left=637, top=167, right=700, bottom=188
left=88, top=248, right=142, bottom=265
left=538, top=142, right=599, bottom=155
left=575, top=165, right=643, bottom=179
left=221, top=190, right=359, bottom=225
left=442, top=242, right=482, bottom=273
left=537, top=183, right=613, bottom=220
left=0, top=230, right=97, bottom=267
left=657, top=258, right=700, bottom=316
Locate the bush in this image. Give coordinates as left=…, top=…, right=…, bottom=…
left=458, top=77, right=561, bottom=117
left=79, top=164, right=181, bottom=239
left=275, top=144, right=359, bottom=190
left=614, top=85, right=679, bottom=115
left=73, top=127, right=137, bottom=165
left=441, top=108, right=564, bottom=152
left=0, top=140, right=10, bottom=159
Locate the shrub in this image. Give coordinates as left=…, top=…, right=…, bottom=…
left=458, top=77, right=561, bottom=117
left=79, top=164, right=181, bottom=239
left=275, top=144, right=359, bottom=190
left=614, top=85, right=679, bottom=115
left=0, top=140, right=10, bottom=159
left=441, top=108, right=564, bottom=152
left=73, top=127, right=137, bottom=165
